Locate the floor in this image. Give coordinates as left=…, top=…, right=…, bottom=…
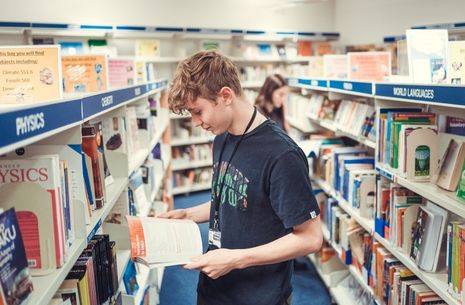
left=159, top=191, right=332, bottom=305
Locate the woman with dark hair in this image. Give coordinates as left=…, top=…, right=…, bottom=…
left=255, top=74, right=290, bottom=133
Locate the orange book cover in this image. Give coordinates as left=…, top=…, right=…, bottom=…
left=62, top=55, right=108, bottom=93
left=348, top=52, right=391, bottom=82
left=0, top=45, right=62, bottom=104
left=298, top=41, right=312, bottom=56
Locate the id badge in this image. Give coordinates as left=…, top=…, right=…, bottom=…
left=208, top=228, right=222, bottom=249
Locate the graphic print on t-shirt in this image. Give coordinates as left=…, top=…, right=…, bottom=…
left=212, top=161, right=249, bottom=211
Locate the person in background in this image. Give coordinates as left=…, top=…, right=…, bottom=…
left=255, top=74, right=290, bottom=133
left=160, top=51, right=322, bottom=305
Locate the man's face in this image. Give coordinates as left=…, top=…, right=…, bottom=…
left=187, top=96, right=232, bottom=135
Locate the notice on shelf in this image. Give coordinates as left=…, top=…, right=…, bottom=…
left=348, top=51, right=391, bottom=82
left=62, top=55, right=108, bottom=93
left=324, top=54, right=348, bottom=79
left=0, top=45, right=62, bottom=104
left=108, top=58, right=136, bottom=89
left=406, top=29, right=448, bottom=84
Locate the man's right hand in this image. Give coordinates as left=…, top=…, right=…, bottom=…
left=158, top=209, right=188, bottom=219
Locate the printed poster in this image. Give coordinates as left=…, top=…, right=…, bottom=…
left=348, top=51, right=391, bottom=81
left=448, top=40, right=465, bottom=84
left=108, top=58, right=136, bottom=88
left=0, top=45, right=62, bottom=104
left=406, top=29, right=448, bottom=84
left=135, top=39, right=160, bottom=57
left=62, top=55, right=108, bottom=93
left=323, top=54, right=347, bottom=79
left=308, top=56, right=324, bottom=78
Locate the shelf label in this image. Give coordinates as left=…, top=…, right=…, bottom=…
left=297, top=78, right=328, bottom=89
left=1, top=99, right=82, bottom=151
left=288, top=78, right=299, bottom=87
left=376, top=83, right=465, bottom=107
left=83, top=86, right=141, bottom=118
left=329, top=80, right=373, bottom=95
left=101, top=95, right=113, bottom=108
left=0, top=45, right=62, bottom=104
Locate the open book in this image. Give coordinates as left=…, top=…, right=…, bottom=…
left=126, top=216, right=203, bottom=268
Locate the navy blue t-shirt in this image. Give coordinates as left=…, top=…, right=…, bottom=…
left=197, top=120, right=320, bottom=305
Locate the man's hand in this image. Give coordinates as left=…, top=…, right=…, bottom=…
left=184, top=249, right=242, bottom=279
left=158, top=209, right=187, bottom=219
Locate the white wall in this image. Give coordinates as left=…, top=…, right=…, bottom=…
left=334, top=0, right=465, bottom=46
left=0, top=0, right=334, bottom=32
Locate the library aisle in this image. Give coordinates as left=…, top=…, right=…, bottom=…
left=159, top=192, right=332, bottom=305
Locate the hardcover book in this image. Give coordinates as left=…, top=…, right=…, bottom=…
left=0, top=155, right=65, bottom=275
left=0, top=208, right=33, bottom=305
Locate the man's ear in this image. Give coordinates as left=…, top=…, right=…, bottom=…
left=218, top=87, right=234, bottom=106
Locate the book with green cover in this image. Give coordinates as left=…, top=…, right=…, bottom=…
left=456, top=160, right=465, bottom=202
left=389, top=113, right=436, bottom=169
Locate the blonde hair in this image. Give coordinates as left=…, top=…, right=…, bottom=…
left=168, top=51, right=242, bottom=114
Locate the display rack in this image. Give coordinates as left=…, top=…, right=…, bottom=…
left=0, top=79, right=170, bottom=305
left=289, top=77, right=465, bottom=305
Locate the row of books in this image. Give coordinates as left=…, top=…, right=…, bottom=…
left=0, top=94, right=168, bottom=277
left=377, top=107, right=465, bottom=201
left=287, top=94, right=314, bottom=127
left=35, top=38, right=327, bottom=59
left=53, top=234, right=118, bottom=305
left=33, top=38, right=160, bottom=58
left=373, top=242, right=447, bottom=305
left=375, top=175, right=465, bottom=298
left=301, top=138, right=376, bottom=220
left=306, top=94, right=376, bottom=142
left=172, top=168, right=211, bottom=189
left=170, top=119, right=211, bottom=141
left=239, top=63, right=308, bottom=83
left=0, top=152, right=76, bottom=275
left=314, top=182, right=451, bottom=305
left=171, top=144, right=212, bottom=166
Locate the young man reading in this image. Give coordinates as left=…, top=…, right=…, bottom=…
left=160, top=51, right=323, bottom=305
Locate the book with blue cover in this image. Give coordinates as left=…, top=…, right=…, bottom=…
left=0, top=208, right=33, bottom=305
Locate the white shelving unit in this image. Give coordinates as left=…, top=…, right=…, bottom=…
left=0, top=80, right=169, bottom=305
left=171, top=136, right=215, bottom=147
left=116, top=250, right=132, bottom=285
left=306, top=115, right=376, bottom=149
left=172, top=159, right=213, bottom=171
left=31, top=238, right=87, bottom=305
left=312, top=177, right=374, bottom=233
left=286, top=115, right=314, bottom=133
left=173, top=182, right=212, bottom=195
left=289, top=77, right=465, bottom=305
left=374, top=233, right=458, bottom=305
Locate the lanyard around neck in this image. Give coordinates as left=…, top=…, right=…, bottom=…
left=213, top=106, right=258, bottom=230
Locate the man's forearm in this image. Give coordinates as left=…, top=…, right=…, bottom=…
left=235, top=218, right=323, bottom=269
left=186, top=201, right=211, bottom=223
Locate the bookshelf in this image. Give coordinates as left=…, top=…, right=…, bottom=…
left=172, top=182, right=212, bottom=195
left=172, top=159, right=213, bottom=171
left=0, top=80, right=170, bottom=305
left=290, top=77, right=465, bottom=305
left=171, top=136, right=215, bottom=147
